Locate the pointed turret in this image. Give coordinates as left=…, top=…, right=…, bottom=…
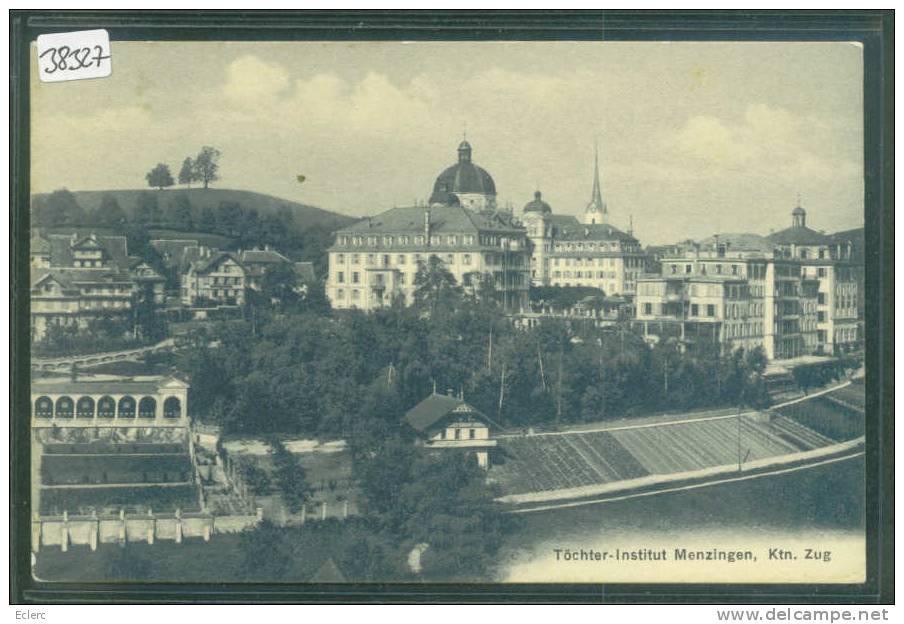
left=583, top=143, right=608, bottom=225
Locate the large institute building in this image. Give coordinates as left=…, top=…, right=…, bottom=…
left=325, top=141, right=642, bottom=312
left=635, top=202, right=860, bottom=359
left=326, top=140, right=531, bottom=312
left=325, top=140, right=861, bottom=360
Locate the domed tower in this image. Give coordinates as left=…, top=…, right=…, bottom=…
left=792, top=200, right=807, bottom=228
left=522, top=190, right=553, bottom=286
left=429, top=140, right=497, bottom=210
left=582, top=144, right=608, bottom=225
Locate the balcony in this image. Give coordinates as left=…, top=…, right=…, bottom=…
left=425, top=439, right=497, bottom=449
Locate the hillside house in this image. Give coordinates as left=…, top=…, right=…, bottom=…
left=404, top=392, right=497, bottom=469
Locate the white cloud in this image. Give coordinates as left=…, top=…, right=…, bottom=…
left=222, top=55, right=290, bottom=105
left=667, top=104, right=855, bottom=185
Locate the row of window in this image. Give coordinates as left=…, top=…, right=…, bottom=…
left=552, top=270, right=620, bottom=280
left=724, top=322, right=763, bottom=339
left=833, top=293, right=857, bottom=311
left=206, top=289, right=241, bottom=299
left=334, top=252, right=528, bottom=271
left=439, top=427, right=481, bottom=440
left=33, top=395, right=182, bottom=419
left=552, top=257, right=635, bottom=268
left=209, top=276, right=243, bottom=286
left=553, top=242, right=639, bottom=253
left=338, top=234, right=482, bottom=247
left=834, top=327, right=858, bottom=343
left=670, top=262, right=744, bottom=277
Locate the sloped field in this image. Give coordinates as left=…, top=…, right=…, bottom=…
left=492, top=413, right=841, bottom=497
left=774, top=383, right=865, bottom=442
left=491, top=432, right=647, bottom=495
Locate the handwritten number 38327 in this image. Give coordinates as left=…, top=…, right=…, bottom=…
left=39, top=45, right=110, bottom=74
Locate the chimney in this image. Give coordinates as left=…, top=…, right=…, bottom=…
left=424, top=210, right=431, bottom=246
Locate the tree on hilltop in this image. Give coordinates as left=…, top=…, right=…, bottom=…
left=178, top=157, right=196, bottom=188
left=145, top=163, right=175, bottom=190
left=193, top=146, right=221, bottom=189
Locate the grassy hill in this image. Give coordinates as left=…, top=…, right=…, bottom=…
left=33, top=187, right=355, bottom=234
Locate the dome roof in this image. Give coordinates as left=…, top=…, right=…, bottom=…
left=792, top=205, right=806, bottom=216
left=429, top=141, right=496, bottom=205
left=523, top=191, right=552, bottom=214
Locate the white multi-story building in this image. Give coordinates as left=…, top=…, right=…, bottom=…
left=326, top=141, right=531, bottom=312
left=634, top=203, right=859, bottom=360
left=767, top=202, right=860, bottom=355
left=521, top=147, right=644, bottom=296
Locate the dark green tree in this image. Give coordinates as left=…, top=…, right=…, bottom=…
left=396, top=452, right=515, bottom=580
left=215, top=201, right=243, bottom=237
left=197, top=205, right=217, bottom=232
left=178, top=157, right=196, bottom=187
left=145, top=163, right=175, bottom=190
left=134, top=282, right=165, bottom=342
left=193, top=146, right=221, bottom=189
left=133, top=191, right=160, bottom=225
left=33, top=189, right=86, bottom=226
left=413, top=254, right=462, bottom=317
left=237, top=519, right=290, bottom=580
left=270, top=438, right=311, bottom=513
left=94, top=194, right=127, bottom=228
left=164, top=193, right=194, bottom=231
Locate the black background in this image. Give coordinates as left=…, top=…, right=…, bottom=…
left=9, top=9, right=895, bottom=604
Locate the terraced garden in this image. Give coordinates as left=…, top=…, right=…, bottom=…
left=40, top=484, right=200, bottom=515
left=492, top=409, right=847, bottom=497
left=491, top=432, right=647, bottom=494
left=42, top=454, right=193, bottom=486
left=37, top=439, right=200, bottom=515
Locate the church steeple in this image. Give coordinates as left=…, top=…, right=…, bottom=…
left=584, top=142, right=608, bottom=225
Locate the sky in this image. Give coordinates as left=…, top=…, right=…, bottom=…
left=30, top=41, right=864, bottom=244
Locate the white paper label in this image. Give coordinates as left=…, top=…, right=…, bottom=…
left=36, top=29, right=112, bottom=83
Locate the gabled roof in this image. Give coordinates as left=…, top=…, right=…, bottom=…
left=552, top=222, right=637, bottom=244
left=337, top=204, right=524, bottom=236
left=190, top=251, right=243, bottom=274
left=697, top=233, right=775, bottom=253
left=150, top=239, right=200, bottom=265
left=241, top=249, right=290, bottom=265
left=31, top=234, right=51, bottom=255
left=404, top=393, right=487, bottom=432
left=768, top=226, right=833, bottom=246
left=71, top=234, right=105, bottom=250
left=31, top=268, right=132, bottom=290
left=31, top=270, right=77, bottom=293
left=46, top=233, right=129, bottom=268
